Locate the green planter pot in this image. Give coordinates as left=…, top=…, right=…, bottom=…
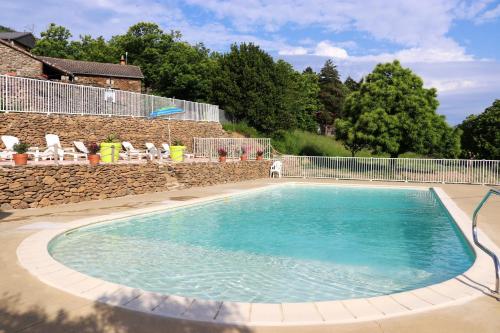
left=100, top=142, right=121, bottom=163
left=170, top=145, right=185, bottom=162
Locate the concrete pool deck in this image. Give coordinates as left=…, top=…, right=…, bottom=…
left=1, top=179, right=499, bottom=333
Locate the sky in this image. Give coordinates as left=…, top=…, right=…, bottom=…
left=1, top=0, right=499, bottom=124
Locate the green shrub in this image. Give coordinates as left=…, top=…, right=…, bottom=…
left=13, top=142, right=30, bottom=154
left=103, top=133, right=121, bottom=143
left=222, top=122, right=263, bottom=138
left=398, top=152, right=426, bottom=159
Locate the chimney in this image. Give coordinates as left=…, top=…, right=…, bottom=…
left=120, top=55, right=126, bottom=65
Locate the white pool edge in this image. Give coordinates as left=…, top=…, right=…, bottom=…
left=16, top=182, right=499, bottom=327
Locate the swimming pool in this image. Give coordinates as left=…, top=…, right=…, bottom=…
left=48, top=184, right=475, bottom=303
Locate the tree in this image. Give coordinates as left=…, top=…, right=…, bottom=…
left=157, top=42, right=217, bottom=102
left=32, top=23, right=72, bottom=58
left=335, top=60, right=460, bottom=158
left=459, top=99, right=500, bottom=159
left=212, top=43, right=306, bottom=133
left=69, top=35, right=117, bottom=63
left=294, top=70, right=321, bottom=131
left=0, top=25, right=14, bottom=32
left=109, top=22, right=178, bottom=91
left=344, top=76, right=361, bottom=93
left=303, top=66, right=314, bottom=74
left=317, top=60, right=345, bottom=134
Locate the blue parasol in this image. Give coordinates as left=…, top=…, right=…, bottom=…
left=149, top=105, right=184, bottom=118
left=149, top=105, right=184, bottom=146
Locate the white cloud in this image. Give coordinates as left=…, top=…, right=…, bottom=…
left=476, top=3, right=500, bottom=22
left=313, top=41, right=349, bottom=59
left=425, top=79, right=479, bottom=92
left=453, top=0, right=494, bottom=20
left=349, top=45, right=474, bottom=63
left=278, top=46, right=308, bottom=56
left=184, top=0, right=488, bottom=50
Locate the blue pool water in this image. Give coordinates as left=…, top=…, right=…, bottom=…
left=49, top=185, right=475, bottom=303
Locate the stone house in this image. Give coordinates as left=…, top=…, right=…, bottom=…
left=0, top=31, right=36, bottom=51
left=0, top=32, right=144, bottom=93
left=37, top=56, right=144, bottom=92
left=0, top=39, right=46, bottom=78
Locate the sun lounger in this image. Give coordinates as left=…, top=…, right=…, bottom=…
left=39, top=134, right=86, bottom=161
left=122, top=141, right=151, bottom=160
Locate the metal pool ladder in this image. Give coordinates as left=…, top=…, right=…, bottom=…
left=472, top=187, right=500, bottom=295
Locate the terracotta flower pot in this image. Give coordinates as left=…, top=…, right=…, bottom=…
left=88, top=154, right=100, bottom=166
left=13, top=153, right=28, bottom=166
left=240, top=154, right=248, bottom=161
left=256, top=155, right=264, bottom=161
left=219, top=156, right=227, bottom=163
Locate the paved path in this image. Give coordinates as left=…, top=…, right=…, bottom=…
left=1, top=179, right=499, bottom=333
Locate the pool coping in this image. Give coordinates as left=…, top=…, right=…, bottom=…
left=16, top=182, right=500, bottom=327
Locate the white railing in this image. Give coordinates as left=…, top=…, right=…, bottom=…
left=281, top=156, right=499, bottom=185
left=193, top=137, right=272, bottom=160
left=0, top=75, right=219, bottom=122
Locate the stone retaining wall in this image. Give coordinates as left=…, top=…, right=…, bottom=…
left=174, top=161, right=272, bottom=187
left=0, top=113, right=227, bottom=151
left=0, top=161, right=271, bottom=209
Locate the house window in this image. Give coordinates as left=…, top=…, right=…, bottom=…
left=106, top=78, right=115, bottom=85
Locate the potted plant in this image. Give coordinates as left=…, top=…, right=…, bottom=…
left=240, top=146, right=248, bottom=161
left=256, top=149, right=264, bottom=160
left=87, top=142, right=100, bottom=165
left=170, top=139, right=185, bottom=162
left=12, top=142, right=30, bottom=166
left=100, top=134, right=121, bottom=163
left=218, top=147, right=227, bottom=163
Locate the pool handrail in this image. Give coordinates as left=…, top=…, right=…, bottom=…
left=472, top=187, right=500, bottom=295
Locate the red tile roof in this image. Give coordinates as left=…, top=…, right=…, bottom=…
left=37, top=56, right=144, bottom=79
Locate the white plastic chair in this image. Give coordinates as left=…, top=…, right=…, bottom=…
left=122, top=141, right=151, bottom=160
left=1, top=135, right=39, bottom=161
left=270, top=160, right=282, bottom=178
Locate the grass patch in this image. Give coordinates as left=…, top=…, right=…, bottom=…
left=271, top=130, right=353, bottom=156
left=222, top=122, right=263, bottom=138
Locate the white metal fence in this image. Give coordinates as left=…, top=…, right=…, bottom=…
left=281, top=155, right=499, bottom=185
left=193, top=137, right=272, bottom=160
left=0, top=75, right=219, bottom=122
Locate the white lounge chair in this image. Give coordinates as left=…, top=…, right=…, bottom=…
left=1, top=135, right=19, bottom=160
left=40, top=134, right=86, bottom=161
left=1, top=135, right=38, bottom=161
left=146, top=142, right=169, bottom=160
left=73, top=141, right=89, bottom=155
left=270, top=160, right=282, bottom=178
left=122, top=141, right=151, bottom=160
left=161, top=143, right=171, bottom=158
